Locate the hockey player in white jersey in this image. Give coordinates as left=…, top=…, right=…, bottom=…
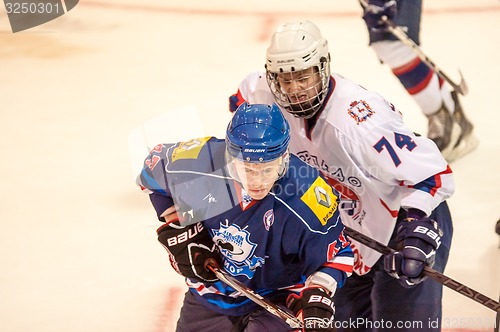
left=229, top=21, right=454, bottom=331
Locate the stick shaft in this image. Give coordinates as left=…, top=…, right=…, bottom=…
left=359, top=0, right=468, bottom=95
left=381, top=17, right=468, bottom=95
left=205, top=261, right=303, bottom=329
left=343, top=226, right=500, bottom=313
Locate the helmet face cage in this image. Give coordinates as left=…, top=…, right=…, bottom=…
left=266, top=60, right=330, bottom=119
left=265, top=20, right=331, bottom=119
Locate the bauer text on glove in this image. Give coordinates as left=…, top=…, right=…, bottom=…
left=287, top=287, right=336, bottom=331
left=157, top=221, right=221, bottom=282
left=384, top=214, right=443, bottom=287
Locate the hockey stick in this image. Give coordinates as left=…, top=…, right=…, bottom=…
left=359, top=0, right=469, bottom=95
left=343, top=226, right=500, bottom=313
left=495, top=294, right=499, bottom=332
left=204, top=259, right=303, bottom=329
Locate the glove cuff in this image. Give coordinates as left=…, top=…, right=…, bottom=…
left=306, top=272, right=338, bottom=296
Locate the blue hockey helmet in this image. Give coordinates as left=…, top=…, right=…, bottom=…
left=226, top=102, right=290, bottom=163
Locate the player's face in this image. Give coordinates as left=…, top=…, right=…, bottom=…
left=277, top=67, right=322, bottom=109
left=233, top=159, right=282, bottom=200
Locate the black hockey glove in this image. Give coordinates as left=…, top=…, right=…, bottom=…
left=362, top=0, right=397, bottom=31
left=384, top=213, right=443, bottom=288
left=157, top=222, right=221, bottom=283
left=287, top=287, right=336, bottom=331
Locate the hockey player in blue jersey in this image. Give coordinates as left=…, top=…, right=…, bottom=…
left=137, top=102, right=354, bottom=331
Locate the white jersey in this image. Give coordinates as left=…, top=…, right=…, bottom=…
left=230, top=72, right=455, bottom=275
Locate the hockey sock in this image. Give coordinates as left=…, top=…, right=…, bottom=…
left=371, top=40, right=455, bottom=116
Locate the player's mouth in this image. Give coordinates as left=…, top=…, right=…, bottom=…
left=247, top=188, right=269, bottom=197
left=289, top=94, right=308, bottom=103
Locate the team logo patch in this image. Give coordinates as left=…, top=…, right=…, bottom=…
left=301, top=177, right=339, bottom=226
left=326, top=177, right=362, bottom=222
left=171, top=137, right=211, bottom=162
left=263, top=210, right=274, bottom=231
left=347, top=100, right=375, bottom=125
left=212, top=222, right=265, bottom=278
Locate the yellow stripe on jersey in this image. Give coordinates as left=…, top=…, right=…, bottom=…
left=301, top=177, right=339, bottom=226
left=171, top=137, right=212, bottom=162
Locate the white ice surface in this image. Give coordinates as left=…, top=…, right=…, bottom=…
left=0, top=1, right=498, bottom=331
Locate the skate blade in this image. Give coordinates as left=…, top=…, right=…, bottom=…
left=439, top=122, right=462, bottom=161
left=445, top=133, right=479, bottom=163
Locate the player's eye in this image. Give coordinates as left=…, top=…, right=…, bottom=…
left=263, top=167, right=275, bottom=174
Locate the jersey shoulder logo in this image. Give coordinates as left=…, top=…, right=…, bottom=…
left=171, top=137, right=211, bottom=162
left=301, top=177, right=339, bottom=226
left=347, top=100, right=375, bottom=125
left=263, top=209, right=274, bottom=231
left=145, top=144, right=165, bottom=171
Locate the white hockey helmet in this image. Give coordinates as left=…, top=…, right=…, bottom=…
left=265, top=21, right=331, bottom=119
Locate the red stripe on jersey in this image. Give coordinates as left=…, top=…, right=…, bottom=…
left=327, top=240, right=339, bottom=258
left=232, top=90, right=246, bottom=109
left=323, top=262, right=354, bottom=274
left=429, top=174, right=442, bottom=197
left=429, top=165, right=453, bottom=196
left=380, top=199, right=399, bottom=218
left=324, top=176, right=359, bottom=201
left=407, top=165, right=452, bottom=196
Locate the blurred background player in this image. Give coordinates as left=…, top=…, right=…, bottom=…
left=137, top=102, right=353, bottom=331
left=362, top=0, right=477, bottom=162
left=230, top=20, right=454, bottom=331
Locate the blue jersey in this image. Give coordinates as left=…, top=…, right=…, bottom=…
left=137, top=137, right=353, bottom=316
